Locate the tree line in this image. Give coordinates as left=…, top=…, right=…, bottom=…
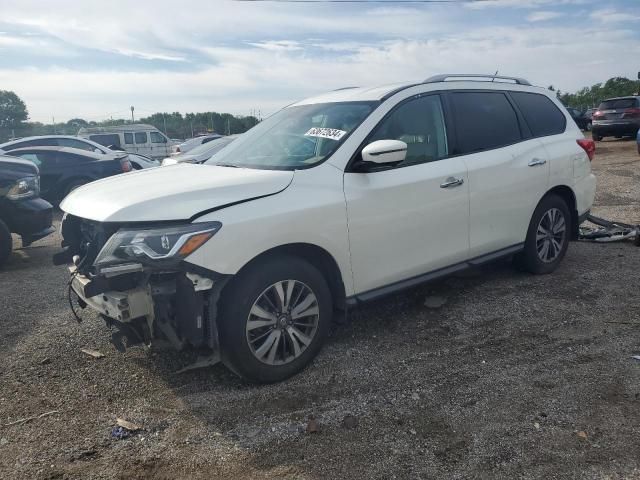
left=548, top=76, right=640, bottom=111
left=0, top=90, right=259, bottom=142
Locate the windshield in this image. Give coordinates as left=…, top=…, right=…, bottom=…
left=206, top=101, right=376, bottom=169
left=189, top=135, right=235, bottom=157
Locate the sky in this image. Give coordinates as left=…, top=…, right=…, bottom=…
left=0, top=0, right=639, bottom=123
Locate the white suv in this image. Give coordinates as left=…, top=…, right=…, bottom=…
left=58, top=74, right=596, bottom=383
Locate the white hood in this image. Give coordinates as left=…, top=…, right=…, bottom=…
left=60, top=164, right=294, bottom=222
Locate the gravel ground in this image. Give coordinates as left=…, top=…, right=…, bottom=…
left=1, top=138, right=639, bottom=479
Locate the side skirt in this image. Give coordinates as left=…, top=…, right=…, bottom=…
left=346, top=243, right=524, bottom=306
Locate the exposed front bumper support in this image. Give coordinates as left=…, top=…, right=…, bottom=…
left=70, top=269, right=154, bottom=323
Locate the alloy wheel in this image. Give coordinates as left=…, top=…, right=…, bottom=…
left=536, top=207, right=566, bottom=263
left=245, top=280, right=320, bottom=365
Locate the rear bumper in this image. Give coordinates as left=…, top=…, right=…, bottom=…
left=574, top=173, right=597, bottom=219
left=592, top=122, right=639, bottom=136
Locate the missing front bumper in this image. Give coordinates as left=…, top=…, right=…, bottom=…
left=71, top=269, right=154, bottom=323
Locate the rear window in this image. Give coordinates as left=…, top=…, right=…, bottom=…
left=135, top=132, right=147, bottom=144
left=598, top=98, right=639, bottom=110
left=450, top=92, right=522, bottom=154
left=510, top=92, right=566, bottom=137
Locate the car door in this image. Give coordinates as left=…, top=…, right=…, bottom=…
left=134, top=131, right=151, bottom=157
left=343, top=94, right=470, bottom=295
left=447, top=91, right=550, bottom=257
left=14, top=151, right=60, bottom=199
left=149, top=131, right=170, bottom=158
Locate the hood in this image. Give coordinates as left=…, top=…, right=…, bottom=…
left=0, top=155, right=39, bottom=176
left=60, top=163, right=294, bottom=222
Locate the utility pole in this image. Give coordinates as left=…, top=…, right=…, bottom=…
left=52, top=116, right=56, bottom=134
left=210, top=113, right=214, bottom=132
left=163, top=113, right=167, bottom=136
left=130, top=106, right=135, bottom=124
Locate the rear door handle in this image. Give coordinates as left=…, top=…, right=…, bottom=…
left=440, top=177, right=464, bottom=188
left=528, top=158, right=547, bottom=167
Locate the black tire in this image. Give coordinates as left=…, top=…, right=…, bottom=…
left=218, top=256, right=332, bottom=383
left=0, top=219, right=12, bottom=267
left=586, top=121, right=592, bottom=132
left=515, top=194, right=570, bottom=275
left=592, top=133, right=602, bottom=141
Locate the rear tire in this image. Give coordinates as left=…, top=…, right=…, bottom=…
left=515, top=194, right=570, bottom=275
left=218, top=256, right=332, bottom=383
left=0, top=219, right=12, bottom=267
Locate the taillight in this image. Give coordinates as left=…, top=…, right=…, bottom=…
left=623, top=107, right=640, bottom=118
left=593, top=110, right=604, bottom=119
left=577, top=139, right=595, bottom=161
left=121, top=159, right=132, bottom=172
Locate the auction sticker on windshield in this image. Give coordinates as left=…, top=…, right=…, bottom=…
left=304, top=127, right=346, bottom=141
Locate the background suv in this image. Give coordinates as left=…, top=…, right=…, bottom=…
left=592, top=96, right=640, bottom=141
left=59, top=74, right=596, bottom=383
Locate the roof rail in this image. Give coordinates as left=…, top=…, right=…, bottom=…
left=424, top=74, right=531, bottom=86
left=332, top=86, right=359, bottom=91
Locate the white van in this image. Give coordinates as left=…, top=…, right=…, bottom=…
left=77, top=124, right=171, bottom=159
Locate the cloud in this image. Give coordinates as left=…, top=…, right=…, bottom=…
left=0, top=0, right=637, bottom=122
left=526, top=11, right=563, bottom=22
left=589, top=8, right=640, bottom=23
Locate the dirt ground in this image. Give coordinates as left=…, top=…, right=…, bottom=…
left=1, top=137, right=639, bottom=480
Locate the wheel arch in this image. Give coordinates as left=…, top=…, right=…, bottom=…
left=543, top=185, right=579, bottom=240
left=228, top=243, right=347, bottom=312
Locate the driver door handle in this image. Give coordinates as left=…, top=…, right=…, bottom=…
left=440, top=177, right=464, bottom=188
left=528, top=158, right=547, bottom=167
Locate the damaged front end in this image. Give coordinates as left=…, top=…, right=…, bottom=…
left=55, top=214, right=229, bottom=361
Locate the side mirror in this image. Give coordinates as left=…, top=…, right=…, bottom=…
left=361, top=140, right=407, bottom=164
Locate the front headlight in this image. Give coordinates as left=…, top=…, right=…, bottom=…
left=94, top=222, right=221, bottom=267
left=7, top=176, right=39, bottom=200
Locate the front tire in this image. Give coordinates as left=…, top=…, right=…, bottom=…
left=516, top=194, right=570, bottom=275
left=0, top=219, right=12, bottom=267
left=218, top=256, right=332, bottom=383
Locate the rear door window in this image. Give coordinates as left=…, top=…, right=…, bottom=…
left=450, top=92, right=522, bottom=154
left=124, top=133, right=134, bottom=145
left=510, top=92, right=566, bottom=137
left=135, top=132, right=148, bottom=144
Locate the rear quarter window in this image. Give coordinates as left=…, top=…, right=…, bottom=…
left=450, top=91, right=522, bottom=155
left=510, top=92, right=566, bottom=137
